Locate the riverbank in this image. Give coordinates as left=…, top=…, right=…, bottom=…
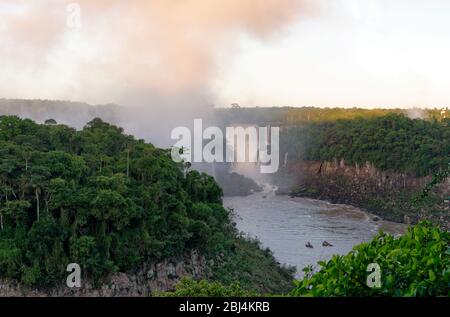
left=225, top=187, right=406, bottom=277
left=215, top=171, right=263, bottom=196
left=274, top=160, right=449, bottom=230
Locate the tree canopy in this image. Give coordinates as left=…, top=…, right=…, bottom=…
left=0, top=116, right=229, bottom=286
left=281, top=114, right=450, bottom=176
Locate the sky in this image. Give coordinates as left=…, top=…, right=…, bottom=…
left=1, top=0, right=450, bottom=109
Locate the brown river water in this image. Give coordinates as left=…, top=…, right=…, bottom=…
left=224, top=184, right=406, bottom=276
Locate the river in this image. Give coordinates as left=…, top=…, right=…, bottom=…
left=224, top=184, right=406, bottom=276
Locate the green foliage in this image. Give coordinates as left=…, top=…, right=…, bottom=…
left=0, top=115, right=294, bottom=292
left=209, top=235, right=296, bottom=294
left=413, top=163, right=450, bottom=204
left=216, top=107, right=417, bottom=126
left=281, top=114, right=449, bottom=176
left=0, top=116, right=232, bottom=286
left=155, top=277, right=258, bottom=297
left=291, top=222, right=449, bottom=297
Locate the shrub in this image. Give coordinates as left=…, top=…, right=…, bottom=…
left=291, top=222, right=449, bottom=297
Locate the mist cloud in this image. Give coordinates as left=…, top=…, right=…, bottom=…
left=0, top=0, right=312, bottom=107
left=0, top=0, right=315, bottom=146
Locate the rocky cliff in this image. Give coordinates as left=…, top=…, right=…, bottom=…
left=282, top=160, right=449, bottom=228
left=0, top=250, right=206, bottom=297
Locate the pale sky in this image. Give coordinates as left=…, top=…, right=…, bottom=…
left=214, top=0, right=450, bottom=108
left=1, top=0, right=450, bottom=108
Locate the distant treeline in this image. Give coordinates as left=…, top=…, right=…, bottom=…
left=0, top=98, right=123, bottom=129
left=1, top=100, right=448, bottom=177
left=216, top=106, right=446, bottom=125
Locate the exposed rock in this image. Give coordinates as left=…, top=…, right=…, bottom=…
left=0, top=250, right=207, bottom=297
left=286, top=160, right=449, bottom=228
left=215, top=172, right=262, bottom=196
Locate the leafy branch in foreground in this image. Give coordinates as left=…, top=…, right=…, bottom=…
left=154, top=277, right=258, bottom=297
left=291, top=222, right=449, bottom=297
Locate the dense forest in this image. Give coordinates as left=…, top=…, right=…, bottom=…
left=216, top=106, right=446, bottom=126
left=0, top=116, right=293, bottom=291
left=281, top=114, right=450, bottom=176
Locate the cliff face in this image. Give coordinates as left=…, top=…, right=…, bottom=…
left=215, top=172, right=263, bottom=196
left=285, top=160, right=449, bottom=227
left=0, top=250, right=206, bottom=297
